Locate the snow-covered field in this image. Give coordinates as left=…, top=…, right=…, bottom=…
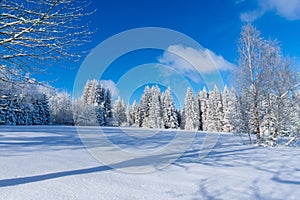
left=0, top=126, right=299, bottom=200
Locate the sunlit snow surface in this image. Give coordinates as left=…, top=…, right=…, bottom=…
left=0, top=126, right=299, bottom=200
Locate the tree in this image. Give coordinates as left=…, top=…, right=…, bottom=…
left=263, top=41, right=298, bottom=141
left=184, top=87, right=198, bottom=130
left=140, top=86, right=152, bottom=128
left=83, top=79, right=98, bottom=105
left=0, top=96, right=6, bottom=125
left=288, top=91, right=300, bottom=140
left=49, top=92, right=73, bottom=125
left=222, top=85, right=231, bottom=132
left=113, top=96, right=127, bottom=126
left=198, top=87, right=208, bottom=131
left=104, top=89, right=113, bottom=126
left=148, top=86, right=163, bottom=129
left=228, top=88, right=245, bottom=133
left=73, top=98, right=98, bottom=126
left=237, top=24, right=266, bottom=143
left=126, top=105, right=133, bottom=127
left=131, top=100, right=140, bottom=127
left=0, top=0, right=93, bottom=83
left=87, top=79, right=98, bottom=105
left=162, top=87, right=178, bottom=129
left=206, top=85, right=223, bottom=132
left=95, top=83, right=106, bottom=126
left=32, top=93, right=51, bottom=125
left=236, top=24, right=299, bottom=145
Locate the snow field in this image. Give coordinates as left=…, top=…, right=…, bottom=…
left=0, top=126, right=299, bottom=200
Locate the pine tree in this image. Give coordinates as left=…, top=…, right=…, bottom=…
left=206, top=85, right=223, bottom=132
left=228, top=88, right=244, bottom=133
left=184, top=87, right=198, bottom=130
left=0, top=96, right=6, bottom=125
left=87, top=79, right=98, bottom=105
left=140, top=86, right=152, bottom=128
left=198, top=87, right=208, bottom=131
left=132, top=100, right=140, bottom=127
left=39, top=94, right=51, bottom=125
left=5, top=94, right=17, bottom=125
left=162, top=87, right=178, bottom=129
left=147, top=86, right=163, bottom=128
left=113, top=96, right=127, bottom=126
left=83, top=80, right=92, bottom=104
left=104, top=89, right=113, bottom=126
left=222, top=85, right=231, bottom=132
left=176, top=109, right=182, bottom=129
left=126, top=105, right=133, bottom=126
left=31, top=93, right=50, bottom=125
left=95, top=84, right=106, bottom=126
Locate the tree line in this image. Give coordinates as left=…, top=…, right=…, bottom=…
left=0, top=19, right=299, bottom=146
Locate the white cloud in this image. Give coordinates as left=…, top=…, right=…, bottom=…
left=99, top=80, right=119, bottom=97
left=240, top=8, right=266, bottom=22
left=158, top=45, right=235, bottom=83
left=241, top=0, right=300, bottom=22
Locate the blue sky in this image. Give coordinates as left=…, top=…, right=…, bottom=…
left=39, top=0, right=300, bottom=104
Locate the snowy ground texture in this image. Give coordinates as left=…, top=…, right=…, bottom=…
left=1, top=126, right=300, bottom=200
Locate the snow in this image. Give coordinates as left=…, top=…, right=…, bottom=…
left=0, top=126, right=300, bottom=200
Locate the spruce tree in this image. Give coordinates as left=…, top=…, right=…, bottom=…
left=104, top=89, right=113, bottom=126
left=140, top=86, right=152, bottom=128
left=132, top=100, right=140, bottom=127
left=184, top=87, right=198, bottom=130
left=162, top=87, right=178, bottom=129
left=113, top=96, right=127, bottom=126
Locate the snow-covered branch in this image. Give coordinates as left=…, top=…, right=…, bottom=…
left=0, top=0, right=94, bottom=82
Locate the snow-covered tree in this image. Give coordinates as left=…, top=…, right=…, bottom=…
left=0, top=96, right=6, bottom=125
left=83, top=79, right=98, bottom=105
left=73, top=98, right=98, bottom=126
left=126, top=105, right=133, bottom=127
left=140, top=86, right=152, bottom=128
left=184, top=87, right=198, bottom=130
left=162, top=87, right=178, bottom=129
left=198, top=87, right=208, bottom=131
left=104, top=89, right=113, bottom=126
left=178, top=109, right=185, bottom=130
left=131, top=100, right=140, bottom=127
left=206, top=85, right=223, bottom=132
left=222, top=85, right=231, bottom=132
left=49, top=92, right=73, bottom=125
left=147, top=86, right=163, bottom=128
left=113, top=97, right=127, bottom=126
left=289, top=91, right=300, bottom=137
left=228, top=88, right=245, bottom=134
left=237, top=24, right=265, bottom=143
left=32, top=93, right=51, bottom=125
left=95, top=84, right=106, bottom=126
left=88, top=80, right=98, bottom=105
left=0, top=94, right=16, bottom=125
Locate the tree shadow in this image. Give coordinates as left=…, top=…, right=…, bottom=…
left=0, top=150, right=181, bottom=188
left=0, top=165, right=112, bottom=187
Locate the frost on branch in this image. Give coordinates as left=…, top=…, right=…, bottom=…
left=0, top=0, right=93, bottom=82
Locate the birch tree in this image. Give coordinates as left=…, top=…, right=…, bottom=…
left=237, top=24, right=299, bottom=145
left=237, top=24, right=265, bottom=143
